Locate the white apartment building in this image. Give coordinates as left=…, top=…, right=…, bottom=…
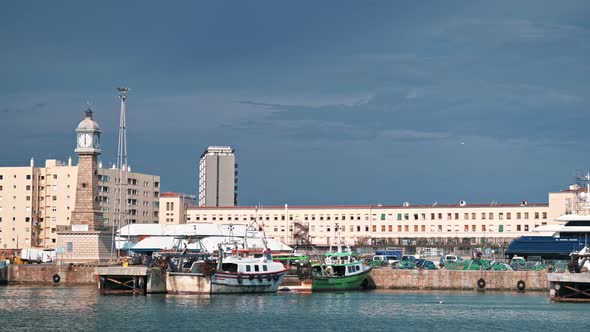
left=0, top=158, right=160, bottom=250
left=182, top=188, right=582, bottom=248
left=159, top=192, right=197, bottom=224
left=198, top=146, right=237, bottom=207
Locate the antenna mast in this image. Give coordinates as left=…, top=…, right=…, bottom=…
left=114, top=87, right=130, bottom=257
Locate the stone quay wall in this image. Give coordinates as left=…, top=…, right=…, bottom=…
left=8, top=265, right=97, bottom=285
left=370, top=269, right=549, bottom=291
left=7, top=265, right=550, bottom=292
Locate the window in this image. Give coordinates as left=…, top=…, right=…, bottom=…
left=26, top=175, right=31, bottom=180
left=397, top=225, right=402, bottom=232
left=421, top=225, right=425, bottom=232
left=397, top=213, right=402, bottom=220
left=507, top=212, right=511, bottom=220
left=52, top=196, right=57, bottom=201
left=542, top=212, right=547, bottom=219
left=534, top=212, right=539, bottom=219
left=482, top=213, right=486, bottom=220
left=488, top=213, right=493, bottom=220
left=464, top=225, right=469, bottom=231
left=414, top=225, right=418, bottom=232
left=524, top=225, right=529, bottom=231
left=26, top=185, right=31, bottom=190
left=404, top=225, right=409, bottom=232
left=482, top=225, right=486, bottom=231
left=464, top=213, right=469, bottom=220
left=517, top=225, right=522, bottom=231
left=53, top=175, right=57, bottom=179
left=499, top=213, right=503, bottom=220
left=524, top=212, right=529, bottom=219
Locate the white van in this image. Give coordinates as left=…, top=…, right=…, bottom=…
left=372, top=255, right=400, bottom=265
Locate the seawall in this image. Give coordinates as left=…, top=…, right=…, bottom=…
left=8, top=264, right=97, bottom=285
left=370, top=269, right=549, bottom=291
left=5, top=265, right=550, bottom=292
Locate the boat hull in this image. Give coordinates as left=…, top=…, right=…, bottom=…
left=312, top=269, right=371, bottom=291
left=211, top=272, right=288, bottom=294
left=166, top=271, right=288, bottom=294
left=166, top=272, right=212, bottom=294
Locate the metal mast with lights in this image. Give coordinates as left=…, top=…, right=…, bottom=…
left=114, top=87, right=130, bottom=257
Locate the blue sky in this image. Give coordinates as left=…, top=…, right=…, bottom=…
left=1, top=1, right=589, bottom=206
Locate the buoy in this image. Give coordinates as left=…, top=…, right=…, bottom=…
left=477, top=278, right=486, bottom=289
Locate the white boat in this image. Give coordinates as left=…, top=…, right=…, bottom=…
left=166, top=249, right=289, bottom=294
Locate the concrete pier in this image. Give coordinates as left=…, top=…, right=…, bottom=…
left=370, top=269, right=548, bottom=291
left=5, top=265, right=552, bottom=293
left=97, top=266, right=166, bottom=294
left=548, top=272, right=590, bottom=302
left=8, top=264, right=96, bottom=284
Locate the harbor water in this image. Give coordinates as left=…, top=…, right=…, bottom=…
left=0, top=285, right=587, bottom=331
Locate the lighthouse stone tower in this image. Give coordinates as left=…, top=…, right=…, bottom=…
left=57, top=108, right=113, bottom=262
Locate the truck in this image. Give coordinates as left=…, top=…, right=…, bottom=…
left=20, top=248, right=56, bottom=263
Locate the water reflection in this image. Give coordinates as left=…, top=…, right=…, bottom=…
left=0, top=286, right=588, bottom=332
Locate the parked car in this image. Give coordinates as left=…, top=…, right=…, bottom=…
left=439, top=254, right=462, bottom=268
left=401, top=255, right=416, bottom=263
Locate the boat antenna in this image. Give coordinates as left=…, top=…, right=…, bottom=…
left=248, top=205, right=269, bottom=253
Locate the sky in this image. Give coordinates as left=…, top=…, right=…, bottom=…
left=1, top=1, right=589, bottom=206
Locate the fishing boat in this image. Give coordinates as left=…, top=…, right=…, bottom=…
left=166, top=247, right=289, bottom=294
left=309, top=249, right=372, bottom=291
left=281, top=229, right=372, bottom=292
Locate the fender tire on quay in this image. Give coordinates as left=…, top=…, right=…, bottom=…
left=53, top=273, right=61, bottom=284
left=272, top=274, right=279, bottom=282
left=517, top=280, right=526, bottom=291
left=477, top=278, right=486, bottom=289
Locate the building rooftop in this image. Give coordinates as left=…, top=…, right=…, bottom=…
left=187, top=202, right=548, bottom=210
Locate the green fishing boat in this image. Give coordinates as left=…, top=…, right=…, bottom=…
left=310, top=249, right=372, bottom=291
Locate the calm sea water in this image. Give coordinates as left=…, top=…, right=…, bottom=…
left=0, top=285, right=586, bottom=331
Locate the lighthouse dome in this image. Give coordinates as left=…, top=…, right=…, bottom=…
left=76, top=108, right=101, bottom=132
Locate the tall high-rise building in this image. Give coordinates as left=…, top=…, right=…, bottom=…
left=198, top=146, right=237, bottom=207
